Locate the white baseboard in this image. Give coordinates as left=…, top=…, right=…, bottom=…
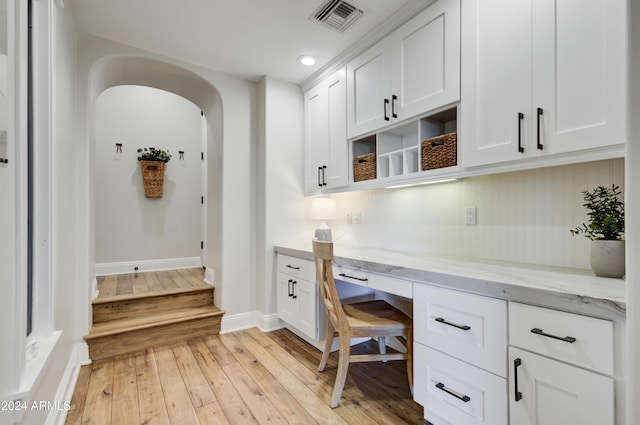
left=95, top=257, right=202, bottom=276
left=256, top=313, right=282, bottom=332
left=220, top=311, right=258, bottom=334
left=204, top=267, right=215, bottom=286
left=46, top=342, right=91, bottom=425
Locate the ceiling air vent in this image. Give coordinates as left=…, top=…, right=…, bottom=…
left=310, top=0, right=364, bottom=33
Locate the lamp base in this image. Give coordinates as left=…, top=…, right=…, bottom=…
left=314, top=222, right=333, bottom=242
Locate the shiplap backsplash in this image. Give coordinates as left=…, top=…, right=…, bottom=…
left=302, top=159, right=624, bottom=270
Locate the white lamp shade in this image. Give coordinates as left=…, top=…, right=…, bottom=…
left=310, top=198, right=337, bottom=221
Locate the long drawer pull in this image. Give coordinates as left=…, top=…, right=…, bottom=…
left=288, top=279, right=293, bottom=297
left=435, top=317, right=471, bottom=331
left=338, top=273, right=368, bottom=282
left=292, top=280, right=297, bottom=299
left=285, top=265, right=300, bottom=270
left=530, top=327, right=576, bottom=343
left=435, top=382, right=471, bottom=403
left=514, top=358, right=522, bottom=402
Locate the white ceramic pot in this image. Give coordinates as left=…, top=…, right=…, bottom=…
left=589, top=239, right=625, bottom=278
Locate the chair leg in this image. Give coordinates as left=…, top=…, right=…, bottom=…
left=330, top=335, right=351, bottom=408
left=318, top=317, right=334, bottom=372
left=406, top=329, right=413, bottom=396
left=378, top=336, right=387, bottom=362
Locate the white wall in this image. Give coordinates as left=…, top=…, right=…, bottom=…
left=257, top=76, right=306, bottom=319
left=75, top=34, right=258, bottom=319
left=94, top=85, right=203, bottom=266
left=294, top=158, right=624, bottom=271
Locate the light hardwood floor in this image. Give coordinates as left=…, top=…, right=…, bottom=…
left=66, top=328, right=425, bottom=425
left=96, top=268, right=208, bottom=298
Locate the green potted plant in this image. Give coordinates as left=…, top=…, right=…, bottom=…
left=137, top=147, right=172, bottom=198
left=570, top=184, right=625, bottom=278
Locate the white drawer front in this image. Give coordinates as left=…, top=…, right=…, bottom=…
left=334, top=265, right=413, bottom=299
left=414, top=284, right=507, bottom=376
left=509, top=302, right=614, bottom=375
left=415, top=343, right=507, bottom=425
left=367, top=272, right=413, bottom=299
left=277, top=254, right=316, bottom=282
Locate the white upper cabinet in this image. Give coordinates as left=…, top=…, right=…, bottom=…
left=461, top=0, right=627, bottom=167
left=347, top=0, right=460, bottom=138
left=304, top=68, right=349, bottom=192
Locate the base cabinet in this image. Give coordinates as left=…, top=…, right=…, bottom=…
left=509, top=347, right=614, bottom=425
left=277, top=255, right=319, bottom=339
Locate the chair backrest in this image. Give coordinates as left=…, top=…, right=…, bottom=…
left=312, top=239, right=347, bottom=332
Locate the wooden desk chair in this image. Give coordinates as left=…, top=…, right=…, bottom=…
left=312, top=239, right=413, bottom=408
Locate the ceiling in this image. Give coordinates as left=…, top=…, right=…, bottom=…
left=67, top=0, right=428, bottom=85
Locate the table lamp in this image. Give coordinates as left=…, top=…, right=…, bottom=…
left=310, top=197, right=337, bottom=241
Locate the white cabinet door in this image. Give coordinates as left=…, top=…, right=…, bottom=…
left=293, top=278, right=317, bottom=338
left=277, top=273, right=297, bottom=325
left=509, top=347, right=614, bottom=425
left=531, top=0, right=626, bottom=155
left=461, top=0, right=626, bottom=167
left=391, top=0, right=460, bottom=121
left=304, top=69, right=348, bottom=192
left=305, top=85, right=329, bottom=191
left=346, top=38, right=392, bottom=138
left=325, top=73, right=349, bottom=189
left=461, top=0, right=532, bottom=167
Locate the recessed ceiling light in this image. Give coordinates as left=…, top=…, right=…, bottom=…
left=297, top=55, right=317, bottom=66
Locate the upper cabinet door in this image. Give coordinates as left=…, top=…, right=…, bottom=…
left=346, top=39, right=392, bottom=139
left=391, top=0, right=460, bottom=121
left=460, top=0, right=532, bottom=167
left=304, top=84, right=329, bottom=192
left=462, top=0, right=626, bottom=168
left=531, top=0, right=626, bottom=156
left=304, top=68, right=349, bottom=193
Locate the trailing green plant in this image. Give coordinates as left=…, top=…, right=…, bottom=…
left=137, top=147, right=172, bottom=163
left=570, top=184, right=624, bottom=240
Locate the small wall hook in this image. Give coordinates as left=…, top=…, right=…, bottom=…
left=179, top=151, right=185, bottom=160
left=116, top=143, right=123, bottom=153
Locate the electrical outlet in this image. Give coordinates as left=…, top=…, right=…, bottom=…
left=465, top=207, right=477, bottom=225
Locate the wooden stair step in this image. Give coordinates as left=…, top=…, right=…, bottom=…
left=92, top=286, right=214, bottom=324
left=84, top=306, right=224, bottom=361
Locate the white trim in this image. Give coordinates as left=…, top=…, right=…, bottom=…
left=45, top=342, right=90, bottom=425
left=256, top=312, right=283, bottom=333
left=204, top=266, right=215, bottom=286
left=219, top=311, right=258, bottom=334
left=95, top=257, right=202, bottom=276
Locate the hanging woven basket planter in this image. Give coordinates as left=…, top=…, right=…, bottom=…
left=140, top=160, right=166, bottom=198
left=137, top=147, right=172, bottom=199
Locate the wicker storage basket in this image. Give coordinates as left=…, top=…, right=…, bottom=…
left=353, top=152, right=376, bottom=182
left=140, top=160, right=166, bottom=198
left=421, top=132, right=457, bottom=171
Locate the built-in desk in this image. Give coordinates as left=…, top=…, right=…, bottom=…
left=275, top=244, right=625, bottom=320
left=275, top=243, right=627, bottom=425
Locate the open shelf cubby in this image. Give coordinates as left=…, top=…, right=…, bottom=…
left=351, top=106, right=458, bottom=184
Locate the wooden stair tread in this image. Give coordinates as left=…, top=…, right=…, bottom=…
left=93, top=284, right=212, bottom=305
left=85, top=306, right=224, bottom=339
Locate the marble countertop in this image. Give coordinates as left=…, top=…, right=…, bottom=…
left=274, top=243, right=626, bottom=321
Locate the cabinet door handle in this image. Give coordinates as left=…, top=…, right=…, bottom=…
left=338, top=273, right=368, bottom=282
left=318, top=167, right=323, bottom=187
left=518, top=112, right=525, bottom=153
left=536, top=107, right=544, bottom=150
left=514, top=358, right=523, bottom=402
left=435, top=317, right=471, bottom=331
left=288, top=279, right=293, bottom=297
left=435, top=382, right=471, bottom=403
left=322, top=165, right=327, bottom=186
left=384, top=98, right=390, bottom=121
left=530, top=327, right=576, bottom=343
left=292, top=280, right=297, bottom=299
left=391, top=95, right=398, bottom=118
left=285, top=265, right=300, bottom=270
